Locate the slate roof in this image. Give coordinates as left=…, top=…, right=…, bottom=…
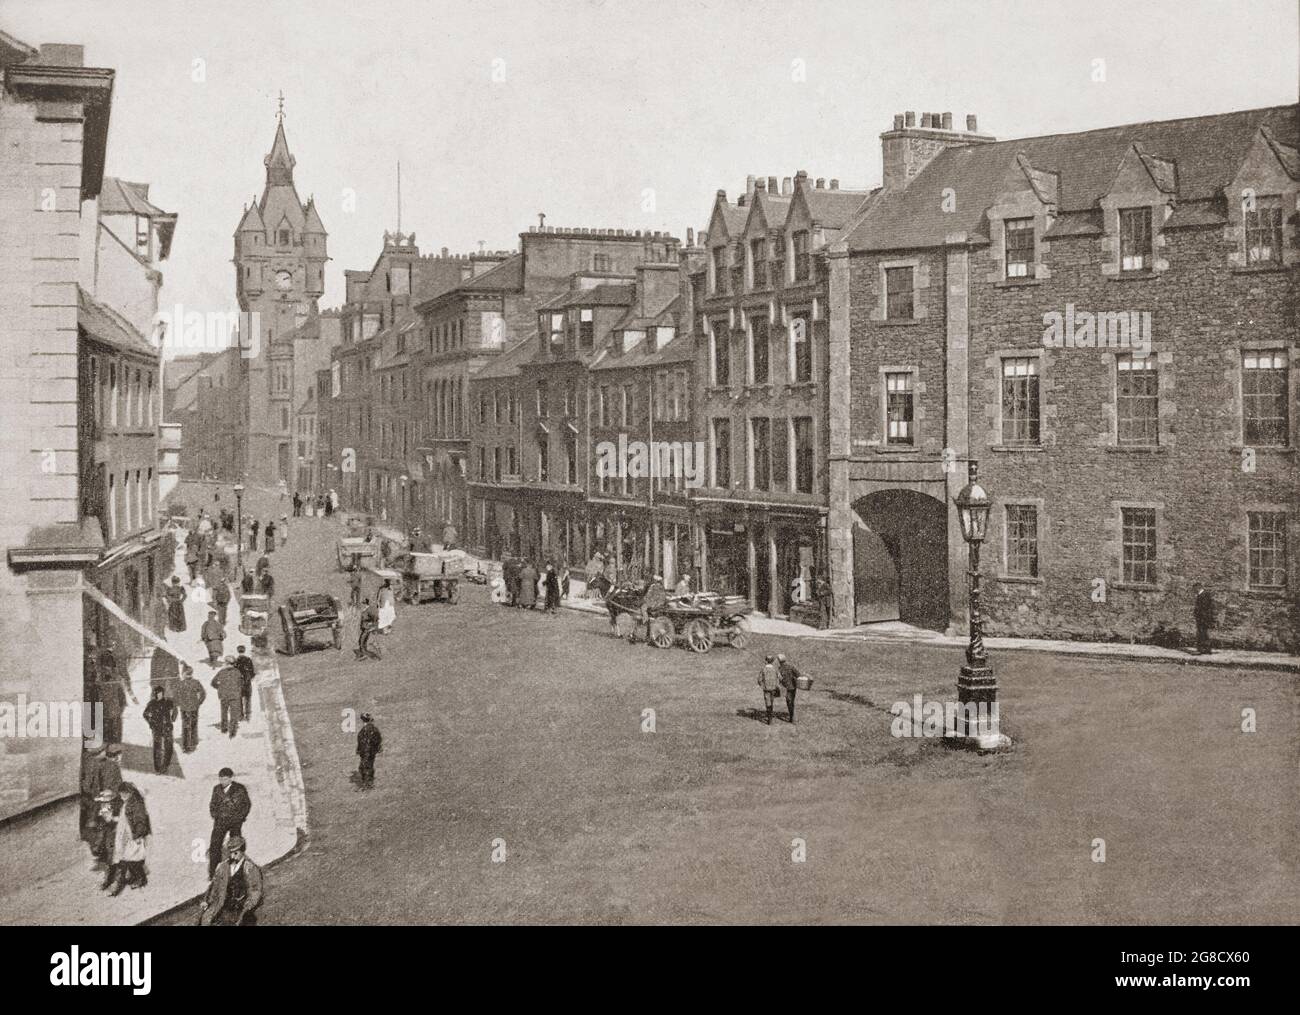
left=847, top=104, right=1297, bottom=252
left=537, top=282, right=635, bottom=311
left=101, top=177, right=177, bottom=258
left=471, top=334, right=537, bottom=381
left=801, top=187, right=874, bottom=228
left=78, top=286, right=157, bottom=358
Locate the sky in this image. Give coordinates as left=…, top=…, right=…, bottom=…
left=4, top=0, right=1297, bottom=331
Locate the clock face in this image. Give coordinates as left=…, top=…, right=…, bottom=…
left=275, top=270, right=293, bottom=291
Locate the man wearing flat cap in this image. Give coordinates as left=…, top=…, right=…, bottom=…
left=208, top=766, right=252, bottom=877
left=199, top=835, right=264, bottom=926
left=211, top=656, right=243, bottom=737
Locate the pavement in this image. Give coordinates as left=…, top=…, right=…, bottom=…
left=0, top=532, right=305, bottom=926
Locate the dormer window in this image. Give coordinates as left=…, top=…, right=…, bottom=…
left=1004, top=218, right=1035, bottom=278
left=1245, top=195, right=1283, bottom=265
left=792, top=231, right=810, bottom=281
left=135, top=216, right=150, bottom=257
left=578, top=308, right=594, bottom=349
left=712, top=247, right=728, bottom=294
left=1119, top=207, right=1152, bottom=273
left=548, top=313, right=565, bottom=355
left=750, top=238, right=767, bottom=289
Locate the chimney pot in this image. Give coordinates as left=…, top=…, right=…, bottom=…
left=781, top=177, right=792, bottom=196
left=921, top=113, right=931, bottom=128
left=737, top=195, right=746, bottom=207
left=768, top=175, right=778, bottom=193
left=746, top=174, right=756, bottom=194
left=815, top=178, right=825, bottom=189
left=441, top=246, right=449, bottom=256
left=966, top=114, right=978, bottom=132
left=893, top=114, right=904, bottom=130
left=830, top=179, right=839, bottom=190
left=942, top=112, right=953, bottom=130
left=905, top=111, right=916, bottom=127
left=755, top=177, right=767, bottom=192
left=686, top=227, right=695, bottom=246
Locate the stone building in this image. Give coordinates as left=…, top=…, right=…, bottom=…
left=832, top=106, right=1298, bottom=650
left=695, top=172, right=875, bottom=613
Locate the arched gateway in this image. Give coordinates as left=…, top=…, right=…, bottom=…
left=852, top=489, right=949, bottom=631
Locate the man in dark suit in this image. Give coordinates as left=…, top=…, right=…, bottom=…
left=233, top=646, right=256, bottom=720
left=356, top=712, right=382, bottom=787
left=1194, top=584, right=1214, bottom=655
left=208, top=768, right=252, bottom=877
left=143, top=686, right=178, bottom=773
left=199, top=835, right=263, bottom=926
left=777, top=653, right=802, bottom=724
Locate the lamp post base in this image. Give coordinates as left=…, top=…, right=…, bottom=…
left=944, top=662, right=1013, bottom=752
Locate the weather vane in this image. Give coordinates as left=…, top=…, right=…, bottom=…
left=276, top=90, right=285, bottom=122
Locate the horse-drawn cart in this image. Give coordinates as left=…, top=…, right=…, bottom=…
left=238, top=592, right=271, bottom=649
left=606, top=584, right=752, bottom=653
left=397, top=551, right=461, bottom=605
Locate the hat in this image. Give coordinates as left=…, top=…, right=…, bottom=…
left=764, top=654, right=775, bottom=663
left=777, top=654, right=787, bottom=662
left=225, top=835, right=246, bottom=852
left=218, top=767, right=234, bottom=777
left=359, top=712, right=373, bottom=723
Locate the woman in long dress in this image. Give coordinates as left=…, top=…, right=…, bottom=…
left=106, top=783, right=151, bottom=895
left=164, top=577, right=187, bottom=632
left=377, top=580, right=397, bottom=633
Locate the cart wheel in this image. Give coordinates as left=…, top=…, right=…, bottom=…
left=614, top=613, right=636, bottom=640
left=648, top=617, right=674, bottom=649
left=727, top=616, right=752, bottom=650
left=684, top=618, right=713, bottom=654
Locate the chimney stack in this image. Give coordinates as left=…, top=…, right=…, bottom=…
left=815, top=178, right=825, bottom=189
left=967, top=114, right=978, bottom=131
left=905, top=111, right=916, bottom=127
left=942, top=112, right=953, bottom=130
left=881, top=108, right=994, bottom=191
left=829, top=179, right=839, bottom=190
left=746, top=174, right=757, bottom=195
left=893, top=113, right=904, bottom=130
left=768, top=175, right=778, bottom=194
left=737, top=194, right=747, bottom=207
left=686, top=226, right=695, bottom=246
left=781, top=176, right=792, bottom=196
left=921, top=113, right=931, bottom=128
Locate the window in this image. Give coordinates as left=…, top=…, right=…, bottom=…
left=108, top=363, right=118, bottom=426
left=593, top=252, right=612, bottom=272
left=750, top=238, right=767, bottom=289
left=730, top=244, right=744, bottom=295
left=536, top=381, right=548, bottom=417
left=712, top=248, right=728, bottom=294
left=578, top=308, right=594, bottom=349
left=478, top=395, right=487, bottom=424
left=1119, top=207, right=1152, bottom=273
left=772, top=417, right=789, bottom=491
left=493, top=392, right=501, bottom=425
left=146, top=373, right=154, bottom=425
left=599, top=386, right=611, bottom=427
left=493, top=447, right=503, bottom=482
left=90, top=356, right=100, bottom=424
left=389, top=265, right=411, bottom=295
left=1243, top=351, right=1289, bottom=446
left=885, top=372, right=914, bottom=444
left=792, top=231, right=810, bottom=281
left=478, top=447, right=486, bottom=479
left=549, top=313, right=565, bottom=356
left=793, top=417, right=814, bottom=493
left=621, top=383, right=635, bottom=426
left=565, top=435, right=577, bottom=484
left=508, top=392, right=516, bottom=424
left=1116, top=355, right=1159, bottom=446
left=713, top=418, right=731, bottom=487
left=750, top=417, right=770, bottom=490
left=885, top=266, right=914, bottom=320
left=712, top=326, right=730, bottom=386
left=1245, top=195, right=1283, bottom=265
left=135, top=215, right=149, bottom=256
left=507, top=445, right=518, bottom=475
left=108, top=473, right=116, bottom=538
left=278, top=228, right=291, bottom=246
left=1248, top=512, right=1287, bottom=589
left=1004, top=504, right=1039, bottom=577
left=537, top=436, right=549, bottom=482
left=790, top=315, right=811, bottom=383
left=751, top=316, right=769, bottom=384
left=564, top=383, right=575, bottom=417
left=1001, top=357, right=1040, bottom=445
left=1005, top=218, right=1035, bottom=278
left=1121, top=507, right=1157, bottom=585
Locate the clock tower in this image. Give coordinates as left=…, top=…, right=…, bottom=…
left=232, top=104, right=328, bottom=483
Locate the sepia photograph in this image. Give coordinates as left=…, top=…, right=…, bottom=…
left=0, top=0, right=1296, bottom=994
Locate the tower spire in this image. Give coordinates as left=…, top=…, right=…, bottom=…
left=276, top=90, right=285, bottom=123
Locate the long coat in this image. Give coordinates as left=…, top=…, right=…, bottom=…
left=164, top=584, right=187, bottom=632
left=113, top=787, right=151, bottom=863
left=517, top=566, right=538, bottom=607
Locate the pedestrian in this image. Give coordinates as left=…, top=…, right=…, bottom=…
left=176, top=664, right=205, bottom=753
left=199, top=835, right=263, bottom=926
left=207, top=768, right=251, bottom=878
left=152, top=591, right=169, bottom=635
left=234, top=645, right=256, bottom=720
left=241, top=567, right=255, bottom=594
left=279, top=513, right=289, bottom=548
left=264, top=520, right=276, bottom=554
left=143, top=686, right=178, bottom=773
left=79, top=743, right=106, bottom=849
left=504, top=557, right=521, bottom=607
left=185, top=540, right=200, bottom=581
left=255, top=551, right=270, bottom=578
left=292, top=491, right=301, bottom=517
left=757, top=654, right=780, bottom=725
left=105, top=782, right=150, bottom=895
left=249, top=518, right=259, bottom=552
left=348, top=564, right=363, bottom=608
left=814, top=574, right=833, bottom=630
left=544, top=563, right=561, bottom=615
left=165, top=576, right=188, bottom=632
left=355, top=598, right=381, bottom=661
left=518, top=560, right=538, bottom=610
left=211, top=656, right=243, bottom=737
left=88, top=744, right=124, bottom=866
left=776, top=653, right=802, bottom=724
left=356, top=712, right=382, bottom=788
left=97, top=673, right=128, bottom=747
left=329, top=488, right=339, bottom=514
left=278, top=478, right=287, bottom=505
left=213, top=575, right=231, bottom=625
left=377, top=579, right=397, bottom=633
left=441, top=521, right=457, bottom=551
left=200, top=609, right=225, bottom=664
left=259, top=568, right=275, bottom=600
left=1195, top=584, right=1214, bottom=655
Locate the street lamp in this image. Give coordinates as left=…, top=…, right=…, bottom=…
left=950, top=461, right=1010, bottom=751
left=233, top=482, right=245, bottom=579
